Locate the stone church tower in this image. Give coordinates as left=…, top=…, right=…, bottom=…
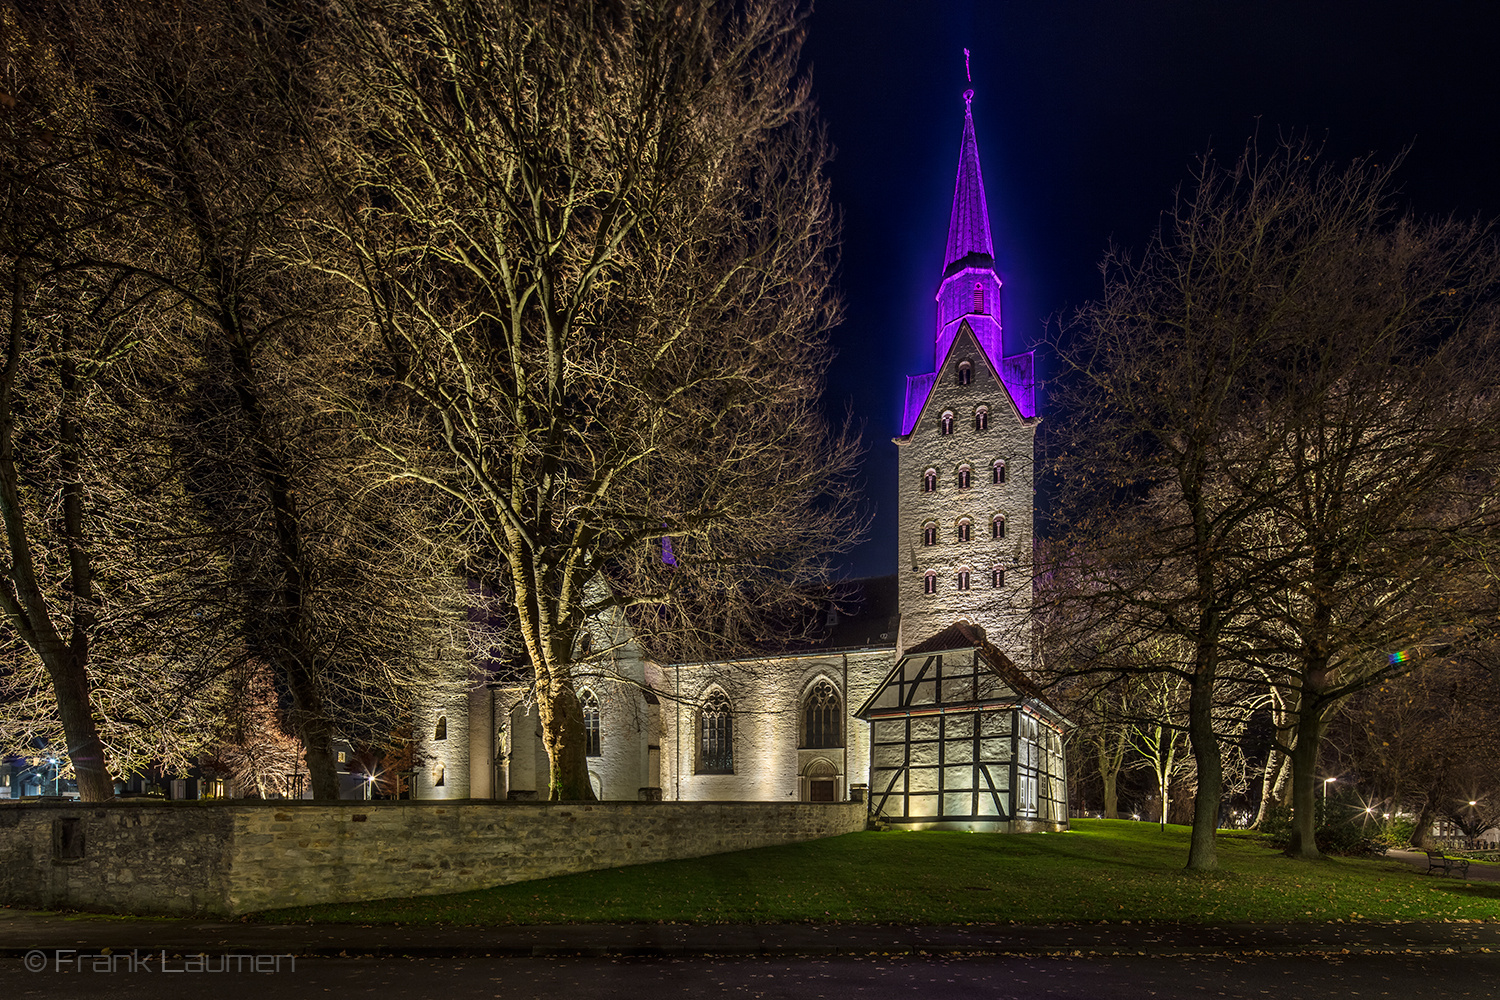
left=896, top=89, right=1038, bottom=663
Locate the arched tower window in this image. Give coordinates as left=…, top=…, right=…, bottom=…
left=992, top=460, right=1006, bottom=484
left=940, top=411, right=955, bottom=435
left=434, top=716, right=447, bottom=742
left=922, top=469, right=937, bottom=493
left=957, top=465, right=972, bottom=489
left=581, top=689, right=601, bottom=757
left=973, top=283, right=985, bottom=314
left=922, top=523, right=937, bottom=546
left=957, top=518, right=973, bottom=543
left=802, top=680, right=842, bottom=749
left=957, top=361, right=973, bottom=386
left=956, top=568, right=972, bottom=591
left=992, top=515, right=1006, bottom=539
left=991, top=566, right=1005, bottom=588
left=923, top=572, right=938, bottom=595
left=974, top=407, right=989, bottom=432
left=433, top=762, right=445, bottom=787
left=698, top=692, right=734, bottom=774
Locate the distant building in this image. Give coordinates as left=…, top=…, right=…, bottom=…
left=424, top=87, right=1068, bottom=832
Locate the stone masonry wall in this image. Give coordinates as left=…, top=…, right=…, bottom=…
left=0, top=798, right=867, bottom=917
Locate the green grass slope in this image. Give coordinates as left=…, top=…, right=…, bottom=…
left=255, top=819, right=1500, bottom=926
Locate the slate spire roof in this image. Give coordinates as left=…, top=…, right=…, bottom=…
left=942, top=89, right=995, bottom=275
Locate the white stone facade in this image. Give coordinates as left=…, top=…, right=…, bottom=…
left=896, top=322, right=1038, bottom=664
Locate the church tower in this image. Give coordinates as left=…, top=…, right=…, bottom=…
left=896, top=88, right=1038, bottom=663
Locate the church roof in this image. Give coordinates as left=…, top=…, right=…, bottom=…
left=943, top=90, right=995, bottom=274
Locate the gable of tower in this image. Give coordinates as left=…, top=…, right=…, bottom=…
left=903, top=321, right=1035, bottom=438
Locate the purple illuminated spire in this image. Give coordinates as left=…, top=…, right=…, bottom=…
left=942, top=89, right=995, bottom=273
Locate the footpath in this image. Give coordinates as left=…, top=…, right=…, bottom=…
left=1, top=849, right=1494, bottom=962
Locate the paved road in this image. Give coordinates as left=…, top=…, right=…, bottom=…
left=5, top=952, right=1498, bottom=999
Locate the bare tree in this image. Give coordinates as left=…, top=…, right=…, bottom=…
left=1048, top=136, right=1500, bottom=865
left=312, top=0, right=861, bottom=799
left=20, top=0, right=471, bottom=797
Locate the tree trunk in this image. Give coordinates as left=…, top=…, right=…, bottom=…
left=1102, top=765, right=1119, bottom=819
left=1285, top=692, right=1324, bottom=858
left=1252, top=749, right=1285, bottom=828
left=1185, top=661, right=1221, bottom=870
left=1410, top=793, right=1440, bottom=850
left=537, top=674, right=595, bottom=800
left=0, top=268, right=112, bottom=800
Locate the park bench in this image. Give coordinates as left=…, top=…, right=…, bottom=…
left=1424, top=850, right=1470, bottom=877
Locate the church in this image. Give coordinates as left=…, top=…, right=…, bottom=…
left=418, top=89, right=1070, bottom=833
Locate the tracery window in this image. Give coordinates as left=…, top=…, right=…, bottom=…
left=699, top=692, right=734, bottom=774
left=581, top=689, right=601, bottom=757
left=802, top=681, right=842, bottom=749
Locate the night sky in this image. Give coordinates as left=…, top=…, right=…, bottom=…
left=802, top=0, right=1500, bottom=579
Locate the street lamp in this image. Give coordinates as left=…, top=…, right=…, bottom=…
left=1322, top=777, right=1336, bottom=801
left=48, top=758, right=58, bottom=797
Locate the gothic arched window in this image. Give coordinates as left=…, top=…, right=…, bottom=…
left=923, top=572, right=938, bottom=595
left=957, top=568, right=972, bottom=591
left=922, top=523, right=937, bottom=546
left=974, top=407, right=989, bottom=432
left=698, top=692, right=734, bottom=774
left=993, top=460, right=1006, bottom=484
left=802, top=681, right=842, bottom=749
left=581, top=689, right=601, bottom=757
left=957, top=361, right=973, bottom=386
left=434, top=716, right=447, bottom=742
left=957, top=465, right=972, bottom=489
left=940, top=411, right=955, bottom=435
left=957, top=518, right=973, bottom=543
left=922, top=469, right=937, bottom=493
left=992, top=515, right=1006, bottom=539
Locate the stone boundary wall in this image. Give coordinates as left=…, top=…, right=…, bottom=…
left=0, top=799, right=868, bottom=917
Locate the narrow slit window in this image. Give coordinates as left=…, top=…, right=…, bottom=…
left=582, top=689, right=601, bottom=757
left=973, top=284, right=984, bottom=314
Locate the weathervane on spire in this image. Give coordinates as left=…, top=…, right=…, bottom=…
left=963, top=48, right=973, bottom=112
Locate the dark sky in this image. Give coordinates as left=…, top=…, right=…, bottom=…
left=803, top=0, right=1500, bottom=579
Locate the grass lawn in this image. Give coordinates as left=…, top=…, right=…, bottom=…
left=253, top=819, right=1500, bottom=926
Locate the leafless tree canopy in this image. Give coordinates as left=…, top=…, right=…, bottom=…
left=305, top=0, right=861, bottom=799
left=1046, top=137, right=1500, bottom=864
